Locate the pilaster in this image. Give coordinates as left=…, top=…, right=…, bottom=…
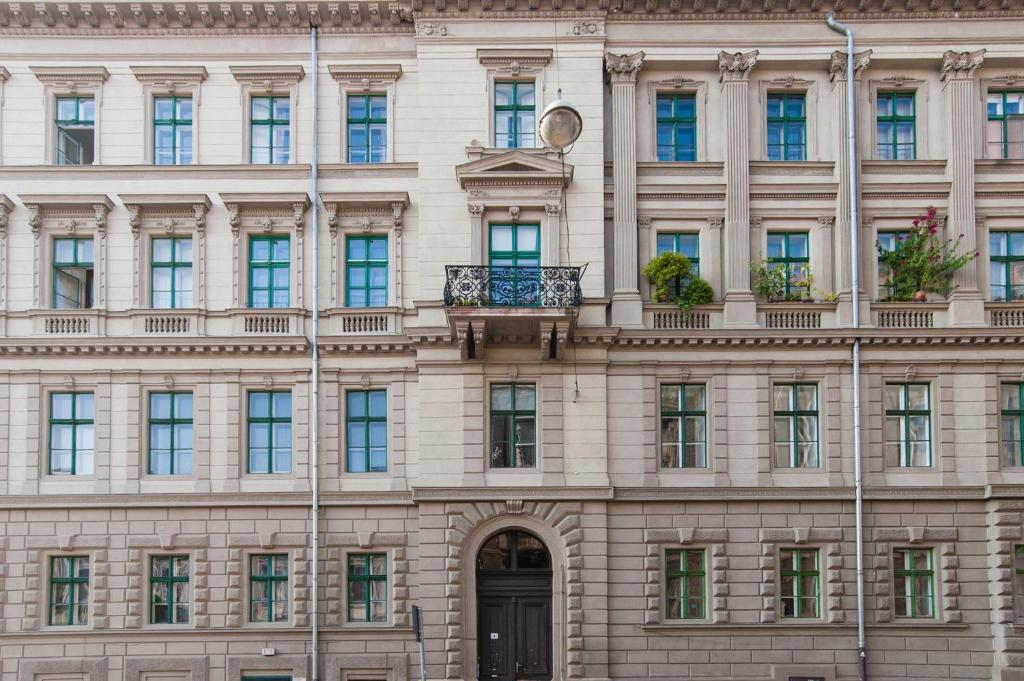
left=830, top=49, right=871, bottom=326
left=606, top=51, right=645, bottom=328
left=942, top=49, right=986, bottom=326
left=719, top=50, right=758, bottom=327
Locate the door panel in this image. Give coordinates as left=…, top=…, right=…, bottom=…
left=515, top=598, right=552, bottom=679
left=478, top=598, right=513, bottom=681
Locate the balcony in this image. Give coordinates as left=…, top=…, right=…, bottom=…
left=443, top=265, right=583, bottom=359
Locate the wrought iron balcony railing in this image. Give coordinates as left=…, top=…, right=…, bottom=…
left=444, top=265, right=584, bottom=308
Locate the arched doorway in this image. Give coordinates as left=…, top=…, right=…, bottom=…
left=476, top=529, right=553, bottom=681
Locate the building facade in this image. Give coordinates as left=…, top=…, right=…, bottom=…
left=0, top=3, right=1023, bottom=681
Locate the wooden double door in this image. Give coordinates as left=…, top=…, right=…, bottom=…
left=477, top=591, right=552, bottom=681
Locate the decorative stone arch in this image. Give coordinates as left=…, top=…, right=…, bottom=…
left=443, top=500, right=583, bottom=681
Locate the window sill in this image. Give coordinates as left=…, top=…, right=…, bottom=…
left=641, top=621, right=967, bottom=632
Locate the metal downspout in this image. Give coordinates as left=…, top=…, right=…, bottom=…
left=826, top=13, right=867, bottom=681
left=309, top=23, right=321, bottom=681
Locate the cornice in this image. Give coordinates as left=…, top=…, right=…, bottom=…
left=29, top=65, right=109, bottom=83
left=18, top=193, right=113, bottom=210
left=6, top=2, right=1024, bottom=33
left=411, top=486, right=614, bottom=501
left=328, top=63, right=403, bottom=84
left=0, top=163, right=313, bottom=180
left=229, top=64, right=305, bottom=85
left=130, top=65, right=209, bottom=85
left=0, top=491, right=415, bottom=508
left=0, top=1, right=414, bottom=33
left=0, top=338, right=310, bottom=355
left=477, top=48, right=553, bottom=69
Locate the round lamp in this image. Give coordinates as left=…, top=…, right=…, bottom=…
left=538, top=96, right=583, bottom=151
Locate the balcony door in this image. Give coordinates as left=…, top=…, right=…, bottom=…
left=488, top=224, right=540, bottom=306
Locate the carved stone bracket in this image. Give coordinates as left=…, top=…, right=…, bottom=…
left=829, top=49, right=872, bottom=82
left=605, top=51, right=646, bottom=84
left=718, top=50, right=758, bottom=82
left=941, top=48, right=986, bottom=81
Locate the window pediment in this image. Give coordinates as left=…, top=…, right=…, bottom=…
left=329, top=64, right=402, bottom=87
left=477, top=48, right=552, bottom=76
left=130, top=66, right=208, bottom=88
left=19, top=194, right=112, bottom=235
left=220, top=192, right=310, bottom=233
left=119, top=194, right=210, bottom=234
left=456, top=150, right=574, bottom=190
left=30, top=66, right=109, bottom=86
left=229, top=64, right=305, bottom=88
left=320, top=192, right=410, bottom=232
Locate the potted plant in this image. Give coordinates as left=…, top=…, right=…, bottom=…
left=750, top=260, right=838, bottom=303
left=643, top=252, right=715, bottom=313
left=876, top=208, right=978, bottom=302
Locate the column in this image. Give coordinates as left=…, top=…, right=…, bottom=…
left=719, top=50, right=758, bottom=327
left=829, top=49, right=871, bottom=326
left=606, top=51, right=645, bottom=328
left=942, top=49, right=986, bottom=326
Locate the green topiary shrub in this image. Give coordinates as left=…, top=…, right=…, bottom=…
left=643, top=252, right=715, bottom=312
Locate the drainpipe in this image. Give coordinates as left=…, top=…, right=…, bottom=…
left=309, top=23, right=321, bottom=681
left=826, top=13, right=867, bottom=681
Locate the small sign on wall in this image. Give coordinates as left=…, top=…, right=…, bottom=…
left=789, top=677, right=825, bottom=681
left=490, top=632, right=499, bottom=640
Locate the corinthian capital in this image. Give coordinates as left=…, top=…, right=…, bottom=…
left=605, top=51, right=645, bottom=84
left=941, top=48, right=986, bottom=81
left=718, top=50, right=758, bottom=82
left=829, top=49, right=872, bottom=82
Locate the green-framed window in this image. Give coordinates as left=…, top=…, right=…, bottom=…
left=876, top=92, right=916, bottom=160
left=49, top=555, right=90, bottom=625
left=150, top=555, right=190, bottom=624
left=345, top=236, right=388, bottom=308
left=249, top=554, right=289, bottom=622
left=772, top=384, right=819, bottom=468
left=151, top=237, right=193, bottom=308
left=489, top=383, right=536, bottom=468
left=153, top=96, right=192, bottom=165
left=1015, top=546, right=1024, bottom=617
left=660, top=384, right=707, bottom=469
left=489, top=223, right=541, bottom=306
left=893, top=548, right=934, bottom=618
left=494, top=81, right=536, bottom=149
left=55, top=96, right=95, bottom=165
left=656, top=233, right=700, bottom=299
left=247, top=391, right=292, bottom=474
left=347, top=94, right=387, bottom=163
left=248, top=236, right=290, bottom=309
left=987, top=92, right=1024, bottom=159
left=766, top=93, right=806, bottom=161
left=149, top=392, right=193, bottom=475
left=52, top=237, right=95, bottom=309
left=884, top=383, right=931, bottom=467
left=665, top=548, right=705, bottom=619
left=49, top=392, right=94, bottom=475
left=780, top=548, right=820, bottom=618
left=877, top=231, right=911, bottom=300
left=250, top=96, right=290, bottom=164
left=347, top=553, right=388, bottom=623
left=656, top=93, right=697, bottom=162
left=766, top=232, right=810, bottom=297
left=1001, top=383, right=1024, bottom=467
left=346, top=389, right=387, bottom=473
left=990, top=232, right=1024, bottom=301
